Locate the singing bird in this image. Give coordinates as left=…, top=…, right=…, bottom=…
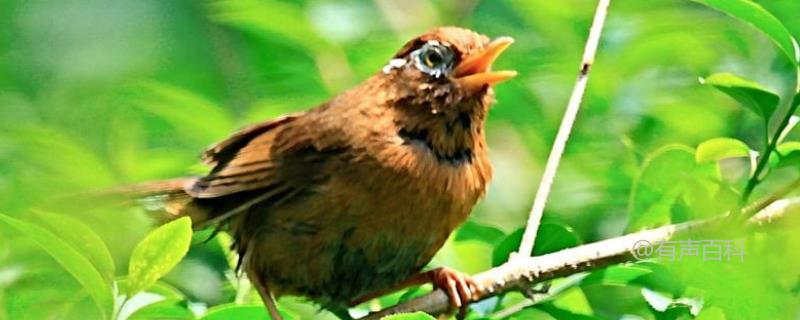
left=130, top=27, right=515, bottom=319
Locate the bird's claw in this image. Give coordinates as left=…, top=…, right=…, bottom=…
left=428, top=267, right=482, bottom=318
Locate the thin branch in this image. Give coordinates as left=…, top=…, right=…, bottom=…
left=741, top=94, right=800, bottom=206
left=361, top=178, right=800, bottom=319
left=517, top=0, right=612, bottom=258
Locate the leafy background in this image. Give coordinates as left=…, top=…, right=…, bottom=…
left=1, top=0, right=799, bottom=319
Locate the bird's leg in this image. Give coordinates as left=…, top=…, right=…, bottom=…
left=246, top=268, right=282, bottom=320
left=349, top=267, right=481, bottom=314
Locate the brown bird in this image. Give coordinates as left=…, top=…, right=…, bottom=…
left=128, top=26, right=515, bottom=319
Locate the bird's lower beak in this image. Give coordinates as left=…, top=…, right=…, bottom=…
left=454, top=36, right=517, bottom=93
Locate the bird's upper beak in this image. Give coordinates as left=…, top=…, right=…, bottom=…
left=453, top=37, right=517, bottom=93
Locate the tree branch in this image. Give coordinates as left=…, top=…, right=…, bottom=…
left=741, top=93, right=800, bottom=206
left=517, top=0, right=612, bottom=258
left=361, top=181, right=800, bottom=319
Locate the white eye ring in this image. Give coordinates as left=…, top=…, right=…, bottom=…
left=382, top=58, right=407, bottom=74
left=411, top=40, right=455, bottom=78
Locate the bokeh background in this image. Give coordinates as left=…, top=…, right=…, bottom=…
left=1, top=0, right=799, bottom=319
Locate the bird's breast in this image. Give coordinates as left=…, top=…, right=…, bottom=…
left=246, top=119, right=493, bottom=306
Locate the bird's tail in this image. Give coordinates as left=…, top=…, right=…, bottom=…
left=92, top=177, right=210, bottom=226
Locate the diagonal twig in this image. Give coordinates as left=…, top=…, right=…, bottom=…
left=516, top=0, right=612, bottom=258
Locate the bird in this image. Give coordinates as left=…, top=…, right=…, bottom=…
left=125, top=26, right=516, bottom=319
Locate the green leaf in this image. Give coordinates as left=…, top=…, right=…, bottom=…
left=1, top=126, right=117, bottom=188
left=129, top=299, right=195, bottom=320
left=126, top=217, right=193, bottom=296
left=665, top=237, right=798, bottom=319
left=131, top=82, right=235, bottom=144
left=2, top=280, right=103, bottom=320
left=582, top=265, right=653, bottom=287
left=201, top=304, right=295, bottom=320
left=379, top=312, right=436, bottom=320
left=492, top=223, right=581, bottom=267
left=773, top=141, right=800, bottom=169
left=551, top=287, right=593, bottom=316
left=208, top=0, right=332, bottom=54
left=455, top=220, right=506, bottom=245
left=696, top=307, right=727, bottom=320
left=147, top=281, right=187, bottom=300
left=695, top=138, right=751, bottom=163
left=533, top=223, right=582, bottom=255
left=509, top=308, right=557, bottom=320
left=628, top=145, right=721, bottom=231
left=491, top=229, right=524, bottom=267
left=691, top=0, right=799, bottom=67
left=34, top=212, right=115, bottom=281
left=535, top=303, right=602, bottom=320
left=701, top=73, right=780, bottom=121
left=117, top=278, right=186, bottom=300
left=628, top=262, right=686, bottom=297
left=0, top=214, right=113, bottom=317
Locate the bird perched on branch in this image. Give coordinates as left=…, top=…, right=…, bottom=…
left=126, top=26, right=515, bottom=319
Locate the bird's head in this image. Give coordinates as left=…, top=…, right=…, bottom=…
left=379, top=26, right=516, bottom=113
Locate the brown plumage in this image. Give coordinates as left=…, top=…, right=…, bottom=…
left=129, top=26, right=515, bottom=319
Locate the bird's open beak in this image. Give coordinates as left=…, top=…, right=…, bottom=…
left=454, top=36, right=517, bottom=93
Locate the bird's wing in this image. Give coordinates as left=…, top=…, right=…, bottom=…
left=200, top=113, right=302, bottom=167
left=188, top=112, right=344, bottom=199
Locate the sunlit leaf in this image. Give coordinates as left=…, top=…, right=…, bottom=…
left=0, top=214, right=113, bottom=317
left=379, top=312, right=437, bottom=320
left=129, top=299, right=195, bottom=320
left=200, top=304, right=296, bottom=320
left=551, top=287, right=593, bottom=316
left=33, top=212, right=115, bottom=282
left=449, top=240, right=493, bottom=274
left=696, top=307, right=727, bottom=320
left=695, top=138, right=751, bottom=163
left=508, top=307, right=557, bottom=320
left=701, top=73, right=780, bottom=121
left=691, top=0, right=799, bottom=67
left=126, top=217, right=193, bottom=296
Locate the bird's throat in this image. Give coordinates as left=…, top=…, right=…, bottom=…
left=397, top=110, right=485, bottom=166
left=399, top=127, right=473, bottom=166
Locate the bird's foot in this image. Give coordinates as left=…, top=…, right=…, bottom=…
left=427, top=267, right=482, bottom=318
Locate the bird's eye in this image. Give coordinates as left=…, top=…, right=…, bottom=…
left=412, top=41, right=454, bottom=78
left=423, top=50, right=444, bottom=68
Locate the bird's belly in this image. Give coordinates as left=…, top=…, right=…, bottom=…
left=244, top=168, right=477, bottom=307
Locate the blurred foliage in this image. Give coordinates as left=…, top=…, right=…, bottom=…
left=1, top=0, right=800, bottom=319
